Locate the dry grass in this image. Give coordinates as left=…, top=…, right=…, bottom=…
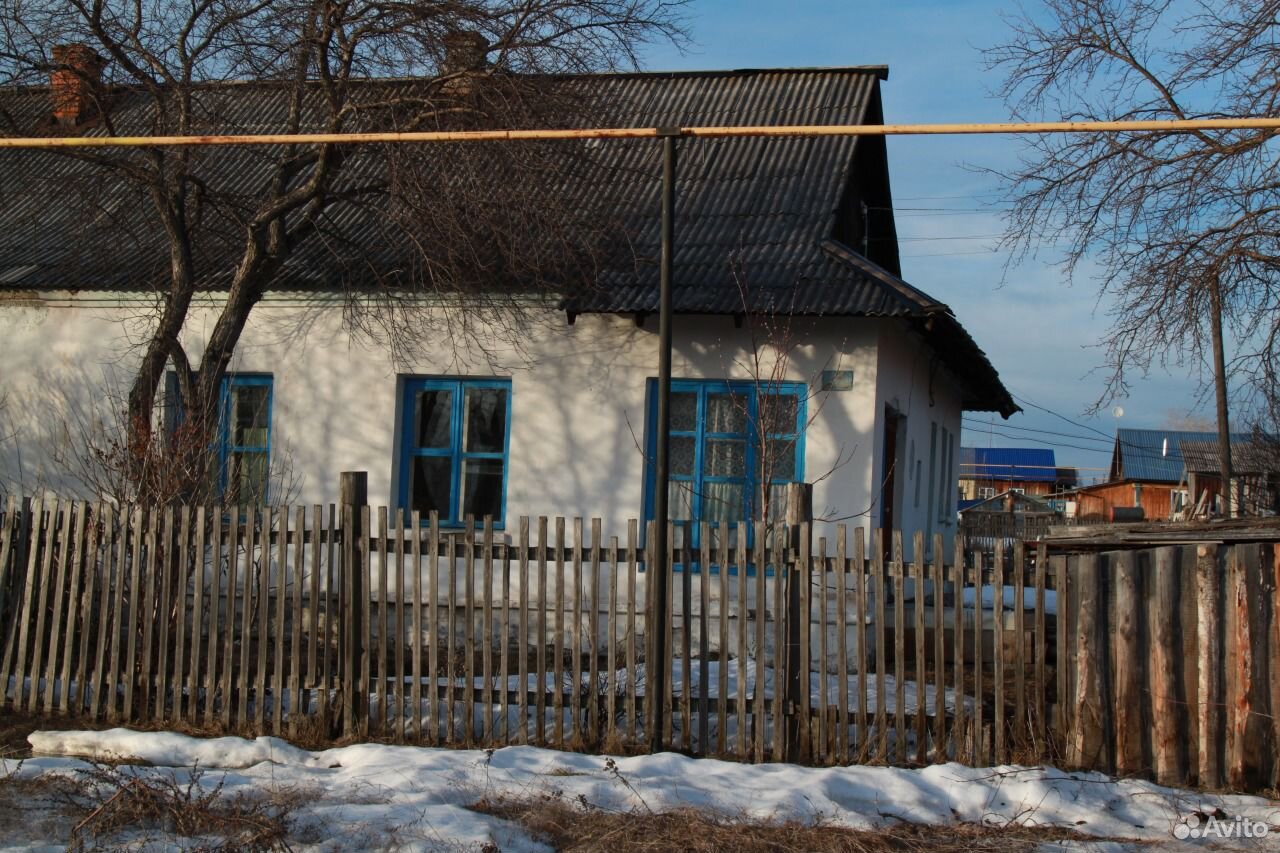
left=68, top=763, right=308, bottom=852
left=471, top=794, right=1100, bottom=853
left=0, top=752, right=309, bottom=852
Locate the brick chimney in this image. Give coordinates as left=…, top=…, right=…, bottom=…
left=50, top=44, right=105, bottom=126
left=442, top=31, right=489, bottom=76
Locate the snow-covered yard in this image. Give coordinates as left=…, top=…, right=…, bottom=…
left=1, top=728, right=1276, bottom=852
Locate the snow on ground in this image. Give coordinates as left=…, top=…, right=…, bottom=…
left=1, top=729, right=1276, bottom=852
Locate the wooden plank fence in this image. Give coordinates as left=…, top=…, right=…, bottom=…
left=1055, top=542, right=1280, bottom=791
left=0, top=495, right=1275, bottom=791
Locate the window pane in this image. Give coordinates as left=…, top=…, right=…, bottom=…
left=228, top=450, right=268, bottom=504
left=230, top=385, right=269, bottom=448
left=704, top=438, right=745, bottom=477
left=414, top=389, right=453, bottom=449
left=706, top=393, right=746, bottom=433
left=461, top=458, right=504, bottom=520
left=411, top=456, right=452, bottom=519
left=670, top=436, right=696, bottom=476
left=762, top=394, right=799, bottom=435
left=668, top=480, right=694, bottom=520
left=704, top=482, right=745, bottom=522
left=763, top=483, right=789, bottom=523
left=464, top=387, right=507, bottom=453
left=671, top=392, right=697, bottom=431
left=761, top=437, right=797, bottom=481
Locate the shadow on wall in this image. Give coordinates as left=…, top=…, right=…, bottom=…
left=517, top=312, right=652, bottom=528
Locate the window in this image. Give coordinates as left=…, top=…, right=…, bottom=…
left=1011, top=487, right=1026, bottom=495
left=978, top=486, right=996, bottom=500
left=219, top=375, right=273, bottom=504
left=645, top=379, right=805, bottom=548
left=164, top=371, right=273, bottom=503
left=399, top=377, right=511, bottom=527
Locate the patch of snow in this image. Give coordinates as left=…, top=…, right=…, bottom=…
left=962, top=585, right=1058, bottom=616
left=27, top=729, right=323, bottom=769
left=4, top=729, right=1275, bottom=852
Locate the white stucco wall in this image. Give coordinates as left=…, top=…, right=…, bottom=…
left=0, top=293, right=963, bottom=551
left=871, top=321, right=965, bottom=556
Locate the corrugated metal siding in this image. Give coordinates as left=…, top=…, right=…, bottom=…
left=1111, top=428, right=1251, bottom=483
left=959, top=446, right=1057, bottom=482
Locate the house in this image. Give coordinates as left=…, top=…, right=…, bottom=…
left=957, top=446, right=1065, bottom=503
left=1071, top=427, right=1243, bottom=522
left=957, top=489, right=1062, bottom=551
left=0, top=63, right=1017, bottom=551
left=1179, top=438, right=1280, bottom=517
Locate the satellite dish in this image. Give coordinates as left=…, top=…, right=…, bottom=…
left=1112, top=406, right=1125, bottom=418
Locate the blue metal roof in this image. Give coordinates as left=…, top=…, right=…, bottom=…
left=959, top=446, right=1057, bottom=482
left=1111, top=428, right=1248, bottom=483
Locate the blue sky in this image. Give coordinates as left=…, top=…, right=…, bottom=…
left=638, top=0, right=1207, bottom=483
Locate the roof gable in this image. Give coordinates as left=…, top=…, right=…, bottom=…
left=959, top=489, right=1058, bottom=514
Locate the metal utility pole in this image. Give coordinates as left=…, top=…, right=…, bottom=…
left=649, top=130, right=677, bottom=753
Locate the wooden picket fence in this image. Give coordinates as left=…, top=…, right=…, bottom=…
left=0, top=495, right=1275, bottom=791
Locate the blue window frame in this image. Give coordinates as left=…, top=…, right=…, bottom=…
left=643, top=379, right=805, bottom=553
left=218, top=374, right=273, bottom=504
left=165, top=370, right=273, bottom=503
left=398, top=377, right=511, bottom=527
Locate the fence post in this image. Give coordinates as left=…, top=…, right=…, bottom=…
left=1196, top=543, right=1222, bottom=788
left=784, top=482, right=812, bottom=762
left=341, top=471, right=368, bottom=737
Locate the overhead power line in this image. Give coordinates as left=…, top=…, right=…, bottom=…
left=1008, top=392, right=1115, bottom=442
left=964, top=426, right=1116, bottom=456
left=959, top=461, right=1111, bottom=472
left=2, top=116, right=1280, bottom=149
left=967, top=389, right=1218, bottom=468
left=902, top=249, right=1000, bottom=258
left=961, top=418, right=1114, bottom=445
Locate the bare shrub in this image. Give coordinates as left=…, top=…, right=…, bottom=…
left=59, top=763, right=306, bottom=852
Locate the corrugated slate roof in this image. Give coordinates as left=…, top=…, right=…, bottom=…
left=1178, top=438, right=1280, bottom=475
left=0, top=66, right=1017, bottom=415
left=959, top=446, right=1057, bottom=482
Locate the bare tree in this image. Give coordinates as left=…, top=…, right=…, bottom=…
left=986, top=0, right=1280, bottom=515
left=0, top=0, right=686, bottom=502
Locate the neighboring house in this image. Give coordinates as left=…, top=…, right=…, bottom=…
left=957, top=447, right=1064, bottom=502
left=0, top=64, right=1017, bottom=552
left=1179, top=438, right=1280, bottom=517
left=958, top=489, right=1061, bottom=551
left=1072, top=427, right=1245, bottom=522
